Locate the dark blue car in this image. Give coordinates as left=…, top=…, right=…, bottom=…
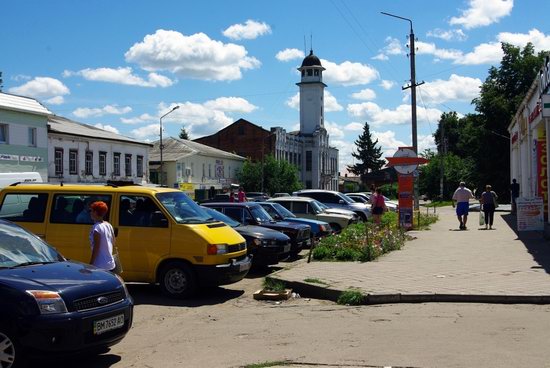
left=0, top=220, right=133, bottom=367
left=258, top=202, right=332, bottom=240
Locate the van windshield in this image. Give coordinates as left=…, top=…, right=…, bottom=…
left=157, top=192, right=213, bottom=224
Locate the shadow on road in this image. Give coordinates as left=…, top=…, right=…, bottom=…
left=34, top=352, right=121, bottom=368
left=501, top=213, right=550, bottom=274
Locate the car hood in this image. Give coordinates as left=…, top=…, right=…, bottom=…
left=323, top=207, right=356, bottom=216
left=0, top=260, right=122, bottom=302
left=259, top=221, right=310, bottom=231
left=316, top=212, right=353, bottom=221
left=235, top=225, right=290, bottom=241
left=282, top=217, right=328, bottom=227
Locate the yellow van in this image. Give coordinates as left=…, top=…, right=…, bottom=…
left=0, top=183, right=251, bottom=298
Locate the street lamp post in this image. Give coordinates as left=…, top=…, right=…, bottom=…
left=159, top=105, right=180, bottom=186
left=381, top=12, right=424, bottom=210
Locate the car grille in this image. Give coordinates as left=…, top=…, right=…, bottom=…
left=227, top=242, right=246, bottom=253
left=73, top=290, right=125, bottom=312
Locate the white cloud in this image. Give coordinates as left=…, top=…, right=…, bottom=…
left=276, top=48, right=305, bottom=62
left=347, top=102, right=442, bottom=127
left=498, top=29, right=550, bottom=52
left=455, top=42, right=502, bottom=65
left=130, top=124, right=161, bottom=140
left=414, top=74, right=482, bottom=105
left=372, top=130, right=408, bottom=157
left=223, top=20, right=271, bottom=40
left=125, top=29, right=260, bottom=81
left=426, top=28, right=467, bottom=42
left=344, top=122, right=364, bottom=131
left=324, top=121, right=344, bottom=139
left=121, top=113, right=158, bottom=125
left=322, top=59, right=379, bottom=86
left=418, top=134, right=437, bottom=154
left=8, top=77, right=70, bottom=103
left=73, top=105, right=132, bottom=119
left=416, top=41, right=464, bottom=61
left=379, top=80, right=395, bottom=90
left=64, top=67, right=174, bottom=88
left=45, top=96, right=65, bottom=105
left=203, top=97, right=257, bottom=113
left=94, top=123, right=120, bottom=134
left=286, top=91, right=342, bottom=112
left=351, top=88, right=376, bottom=101
left=450, top=0, right=513, bottom=29
left=383, top=37, right=405, bottom=56
left=372, top=53, right=389, bottom=61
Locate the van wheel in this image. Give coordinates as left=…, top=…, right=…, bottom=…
left=159, top=261, right=197, bottom=299
left=330, top=223, right=341, bottom=233
left=0, top=330, right=21, bottom=368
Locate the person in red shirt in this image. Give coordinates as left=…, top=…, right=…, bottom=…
left=238, top=187, right=247, bottom=202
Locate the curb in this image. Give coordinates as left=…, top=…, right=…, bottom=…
left=267, top=276, right=550, bottom=305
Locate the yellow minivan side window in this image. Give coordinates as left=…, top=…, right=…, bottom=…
left=0, top=193, right=48, bottom=222
left=49, top=194, right=111, bottom=224
left=119, top=195, right=168, bottom=228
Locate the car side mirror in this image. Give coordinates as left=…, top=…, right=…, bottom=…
left=338, top=200, right=345, bottom=204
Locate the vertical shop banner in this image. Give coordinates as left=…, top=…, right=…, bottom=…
left=398, top=174, right=414, bottom=229
left=537, top=126, right=548, bottom=219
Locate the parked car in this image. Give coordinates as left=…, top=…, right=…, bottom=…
left=257, top=202, right=333, bottom=240
left=0, top=183, right=251, bottom=299
left=273, top=193, right=291, bottom=198
left=245, top=192, right=271, bottom=202
left=0, top=219, right=133, bottom=366
left=346, top=192, right=398, bottom=212
left=268, top=197, right=356, bottom=233
left=201, top=206, right=291, bottom=267
left=202, top=202, right=310, bottom=256
left=315, top=201, right=359, bottom=220
left=293, top=189, right=370, bottom=221
left=199, top=193, right=232, bottom=204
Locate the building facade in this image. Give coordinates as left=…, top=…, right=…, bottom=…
left=0, top=92, right=51, bottom=180
left=508, top=55, right=550, bottom=221
left=149, top=137, right=245, bottom=195
left=48, top=116, right=151, bottom=184
left=194, top=50, right=339, bottom=190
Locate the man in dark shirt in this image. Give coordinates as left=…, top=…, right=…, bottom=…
left=510, top=179, right=520, bottom=214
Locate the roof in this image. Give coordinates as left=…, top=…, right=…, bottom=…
left=149, top=137, right=246, bottom=162
left=48, top=115, right=151, bottom=146
left=194, top=118, right=269, bottom=141
left=2, top=183, right=177, bottom=194
left=0, top=92, right=51, bottom=116
left=301, top=50, right=322, bottom=68
left=268, top=196, right=314, bottom=202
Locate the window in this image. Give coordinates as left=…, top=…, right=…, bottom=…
left=306, top=151, right=312, bottom=171
left=276, top=201, right=291, bottom=210
left=137, top=155, right=144, bottom=177
left=85, top=151, right=93, bottom=175
left=54, top=148, right=63, bottom=175
left=119, top=195, right=167, bottom=227
left=306, top=180, right=312, bottom=189
left=28, top=127, right=37, bottom=147
left=0, top=124, right=7, bottom=144
left=69, top=150, right=78, bottom=175
left=99, top=151, right=107, bottom=176
left=50, top=194, right=111, bottom=224
left=293, top=201, right=307, bottom=214
left=223, top=207, right=244, bottom=223
left=0, top=193, right=49, bottom=222
left=125, top=154, right=132, bottom=176
left=113, top=153, right=121, bottom=176
left=307, top=69, right=313, bottom=76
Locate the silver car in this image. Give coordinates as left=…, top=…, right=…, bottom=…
left=293, top=189, right=370, bottom=221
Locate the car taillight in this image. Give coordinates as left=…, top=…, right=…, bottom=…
left=207, top=243, right=228, bottom=255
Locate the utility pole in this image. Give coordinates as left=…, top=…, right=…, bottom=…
left=381, top=12, right=424, bottom=210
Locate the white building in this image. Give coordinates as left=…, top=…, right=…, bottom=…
left=272, top=50, right=339, bottom=190
left=48, top=115, right=152, bottom=184
left=149, top=137, right=246, bottom=193
left=508, top=55, right=550, bottom=222
left=0, top=92, right=51, bottom=180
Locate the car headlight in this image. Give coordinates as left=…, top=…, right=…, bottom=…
left=115, top=274, right=129, bottom=298
left=27, top=290, right=68, bottom=315
left=261, top=239, right=276, bottom=246
left=207, top=243, right=228, bottom=255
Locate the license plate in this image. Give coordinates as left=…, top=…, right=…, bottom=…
left=239, top=261, right=251, bottom=272
left=284, top=245, right=291, bottom=253
left=94, top=314, right=125, bottom=335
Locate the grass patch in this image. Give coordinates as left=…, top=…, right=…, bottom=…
left=337, top=289, right=364, bottom=305
left=242, top=361, right=292, bottom=368
left=262, top=278, right=286, bottom=292
left=303, top=278, right=329, bottom=286
left=415, top=212, right=439, bottom=230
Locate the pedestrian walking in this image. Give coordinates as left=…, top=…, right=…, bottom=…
left=510, top=179, right=520, bottom=214
left=480, top=185, right=498, bottom=230
left=370, top=187, right=387, bottom=225
left=452, top=181, right=474, bottom=230
left=89, top=201, right=121, bottom=274
left=238, top=186, right=248, bottom=202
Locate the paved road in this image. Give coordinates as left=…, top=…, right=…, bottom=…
left=271, top=206, right=550, bottom=303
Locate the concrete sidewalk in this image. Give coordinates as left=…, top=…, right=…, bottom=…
left=270, top=206, right=550, bottom=304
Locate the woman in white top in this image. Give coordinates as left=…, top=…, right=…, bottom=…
left=89, top=201, right=116, bottom=271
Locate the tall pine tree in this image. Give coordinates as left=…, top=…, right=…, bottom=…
left=348, top=122, right=384, bottom=181
left=179, top=126, right=189, bottom=140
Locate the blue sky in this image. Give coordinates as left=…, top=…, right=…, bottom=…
left=2, top=0, right=550, bottom=172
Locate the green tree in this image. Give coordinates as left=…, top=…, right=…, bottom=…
left=178, top=126, right=189, bottom=140
left=236, top=155, right=302, bottom=195
left=348, top=122, right=384, bottom=180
